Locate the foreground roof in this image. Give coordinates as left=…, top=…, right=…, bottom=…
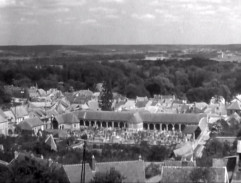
left=161, top=166, right=228, bottom=183
left=63, top=160, right=145, bottom=183
left=96, top=160, right=146, bottom=183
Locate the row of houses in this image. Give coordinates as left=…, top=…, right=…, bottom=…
left=0, top=151, right=231, bottom=183
left=1, top=85, right=241, bottom=136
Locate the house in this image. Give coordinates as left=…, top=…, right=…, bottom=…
left=28, top=109, right=50, bottom=129
left=88, top=99, right=101, bottom=111
left=114, top=100, right=127, bottom=111
left=121, top=99, right=136, bottom=110
left=65, top=90, right=93, bottom=105
left=28, top=86, right=40, bottom=99
left=53, top=112, right=79, bottom=130
left=10, top=105, right=29, bottom=124
left=18, top=117, right=44, bottom=135
left=0, top=109, right=8, bottom=135
left=135, top=100, right=149, bottom=108
left=4, top=110, right=16, bottom=123
left=227, top=101, right=241, bottom=115
left=63, top=157, right=146, bottom=183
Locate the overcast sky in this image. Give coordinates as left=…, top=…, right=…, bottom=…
left=0, top=0, right=241, bottom=45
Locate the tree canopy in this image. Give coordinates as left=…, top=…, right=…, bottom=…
left=0, top=57, right=240, bottom=103
left=90, top=167, right=125, bottom=183
left=0, top=155, right=68, bottom=183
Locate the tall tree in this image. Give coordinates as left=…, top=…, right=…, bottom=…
left=98, top=81, right=113, bottom=111
left=0, top=156, right=68, bottom=183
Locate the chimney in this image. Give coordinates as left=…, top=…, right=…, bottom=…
left=14, top=151, right=19, bottom=159
left=139, top=155, right=142, bottom=161
left=91, top=155, right=96, bottom=171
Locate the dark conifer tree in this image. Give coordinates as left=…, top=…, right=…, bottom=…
left=98, top=80, right=113, bottom=111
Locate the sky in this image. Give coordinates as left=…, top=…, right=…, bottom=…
left=0, top=0, right=241, bottom=45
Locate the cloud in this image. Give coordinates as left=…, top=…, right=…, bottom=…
left=54, top=0, right=86, bottom=7
left=0, top=0, right=25, bottom=8
left=105, top=14, right=119, bottom=19
left=89, top=7, right=117, bottom=14
left=0, top=0, right=16, bottom=7
left=56, top=17, right=76, bottom=24
left=99, top=0, right=124, bottom=3
left=19, top=17, right=38, bottom=24
left=132, top=13, right=155, bottom=20
left=81, top=19, right=97, bottom=24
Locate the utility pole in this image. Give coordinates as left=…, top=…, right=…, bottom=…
left=80, top=141, right=87, bottom=183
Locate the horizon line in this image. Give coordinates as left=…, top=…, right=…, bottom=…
left=0, top=43, right=241, bottom=47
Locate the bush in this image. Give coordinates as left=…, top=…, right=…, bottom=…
left=90, top=167, right=125, bottom=183
left=145, top=163, right=161, bottom=179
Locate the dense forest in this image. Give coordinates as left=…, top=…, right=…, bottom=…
left=0, top=57, right=240, bottom=103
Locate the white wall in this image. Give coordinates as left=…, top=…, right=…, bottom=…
left=0, top=122, right=8, bottom=135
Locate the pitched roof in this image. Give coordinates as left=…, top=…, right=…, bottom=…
left=45, top=135, right=57, bottom=151
left=29, top=109, right=46, bottom=119
left=37, top=89, right=47, bottom=96
left=75, top=90, right=93, bottom=97
left=174, top=142, right=193, bottom=158
left=135, top=100, right=148, bottom=108
left=227, top=101, right=241, bottom=110
left=0, top=108, right=7, bottom=119
left=146, top=175, right=162, bottom=183
left=161, top=166, right=228, bottom=183
left=74, top=110, right=142, bottom=124
left=114, top=100, right=126, bottom=110
left=54, top=112, right=79, bottom=124
left=88, top=100, right=100, bottom=111
left=140, top=113, right=206, bottom=124
left=227, top=112, right=241, bottom=122
left=63, top=164, right=93, bottom=183
left=18, top=117, right=44, bottom=130
left=10, top=105, right=28, bottom=118
left=45, top=109, right=59, bottom=117
left=3, top=110, right=15, bottom=121
left=0, top=113, right=7, bottom=123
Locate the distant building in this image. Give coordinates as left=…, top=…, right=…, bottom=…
left=0, top=109, right=8, bottom=135
left=52, top=112, right=79, bottom=130
left=18, top=117, right=44, bottom=135
left=10, top=105, right=29, bottom=124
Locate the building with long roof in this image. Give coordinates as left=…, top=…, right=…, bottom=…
left=51, top=110, right=206, bottom=132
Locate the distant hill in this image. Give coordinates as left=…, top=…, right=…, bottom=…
left=0, top=44, right=241, bottom=61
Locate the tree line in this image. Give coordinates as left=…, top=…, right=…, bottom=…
left=0, top=57, right=241, bottom=104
